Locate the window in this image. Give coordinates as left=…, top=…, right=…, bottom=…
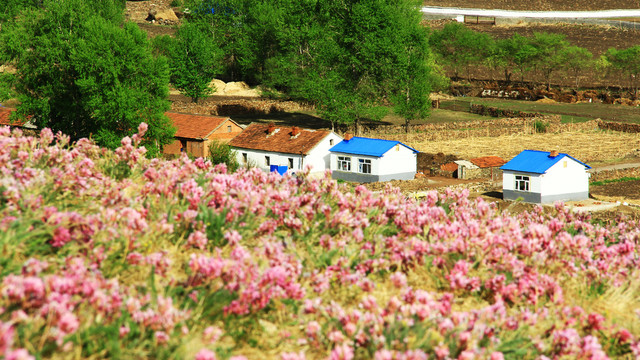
left=288, top=158, right=294, bottom=169
left=358, top=159, right=372, bottom=174
left=396, top=144, right=400, bottom=151
left=227, top=125, right=232, bottom=132
left=242, top=153, right=247, bottom=164
left=265, top=156, right=270, bottom=166
left=337, top=156, right=351, bottom=171
left=563, top=161, right=567, bottom=168
left=330, top=139, right=334, bottom=146
left=515, top=175, right=530, bottom=191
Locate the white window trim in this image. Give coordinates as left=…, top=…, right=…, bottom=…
left=515, top=175, right=530, bottom=192
left=358, top=158, right=372, bottom=174
left=337, top=156, right=351, bottom=171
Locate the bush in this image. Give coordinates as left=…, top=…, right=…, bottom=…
left=534, top=120, right=549, bottom=133
left=209, top=140, right=239, bottom=172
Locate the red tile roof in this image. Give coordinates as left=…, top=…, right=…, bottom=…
left=440, top=162, right=458, bottom=172
left=0, top=108, right=27, bottom=127
left=470, top=156, right=506, bottom=168
left=165, top=112, right=238, bottom=140
left=229, top=123, right=331, bottom=155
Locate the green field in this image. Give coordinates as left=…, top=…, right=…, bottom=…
left=440, top=97, right=640, bottom=123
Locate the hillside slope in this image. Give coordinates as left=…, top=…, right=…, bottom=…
left=1, top=126, right=640, bottom=358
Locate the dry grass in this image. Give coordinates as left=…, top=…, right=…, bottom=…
left=401, top=130, right=640, bottom=163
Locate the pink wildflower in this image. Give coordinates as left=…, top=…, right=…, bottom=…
left=195, top=349, right=217, bottom=360
left=330, top=343, right=354, bottom=360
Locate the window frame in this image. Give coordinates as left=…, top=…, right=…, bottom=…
left=514, top=175, right=530, bottom=191
left=337, top=156, right=351, bottom=171
left=358, top=158, right=372, bottom=174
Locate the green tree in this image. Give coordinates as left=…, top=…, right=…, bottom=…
left=559, top=45, right=592, bottom=88
left=508, top=34, right=538, bottom=84
left=186, top=0, right=438, bottom=134
left=0, top=0, right=42, bottom=23
left=0, top=0, right=174, bottom=155
left=429, top=22, right=492, bottom=81
left=208, top=140, right=239, bottom=172
left=605, top=46, right=640, bottom=98
left=162, top=22, right=224, bottom=103
left=530, top=32, right=569, bottom=90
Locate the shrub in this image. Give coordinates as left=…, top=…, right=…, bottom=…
left=534, top=120, right=549, bottom=133
left=208, top=140, right=239, bottom=172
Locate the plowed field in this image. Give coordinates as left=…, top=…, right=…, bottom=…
left=591, top=180, right=640, bottom=199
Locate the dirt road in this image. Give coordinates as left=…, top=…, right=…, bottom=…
left=421, top=6, right=640, bottom=18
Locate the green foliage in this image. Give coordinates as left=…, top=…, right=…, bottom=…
left=0, top=72, right=16, bottom=101
left=529, top=32, right=570, bottom=89
left=0, top=0, right=173, bottom=156
left=590, top=176, right=640, bottom=187
left=208, top=140, right=239, bottom=172
left=163, top=22, right=224, bottom=102
left=605, top=46, right=640, bottom=96
left=186, top=0, right=437, bottom=134
left=429, top=22, right=492, bottom=81
left=533, top=120, right=549, bottom=133
left=0, top=0, right=42, bottom=23
left=558, top=45, right=593, bottom=88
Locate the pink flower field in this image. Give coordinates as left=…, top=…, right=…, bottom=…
left=0, top=125, right=639, bottom=359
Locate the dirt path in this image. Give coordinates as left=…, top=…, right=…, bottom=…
left=590, top=161, right=640, bottom=173
left=421, top=6, right=640, bottom=18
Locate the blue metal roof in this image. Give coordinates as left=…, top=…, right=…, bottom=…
left=329, top=137, right=419, bottom=157
left=500, top=150, right=591, bottom=174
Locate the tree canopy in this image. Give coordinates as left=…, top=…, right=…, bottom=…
left=0, top=0, right=174, bottom=155
left=185, top=0, right=440, bottom=134
left=156, top=22, right=224, bottom=103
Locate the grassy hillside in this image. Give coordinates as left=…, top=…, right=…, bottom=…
left=1, top=126, right=640, bottom=359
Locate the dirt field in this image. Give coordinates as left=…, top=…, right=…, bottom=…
left=426, top=21, right=640, bottom=89
left=422, top=0, right=640, bottom=11
left=462, top=23, right=640, bottom=57
left=591, top=180, right=640, bottom=199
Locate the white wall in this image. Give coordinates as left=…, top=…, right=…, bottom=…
left=235, top=148, right=303, bottom=172
left=377, top=144, right=417, bottom=175
left=502, top=171, right=542, bottom=192
left=330, top=153, right=380, bottom=173
left=540, top=156, right=589, bottom=195
left=233, top=132, right=342, bottom=175
left=329, top=144, right=416, bottom=176
left=304, top=133, right=343, bottom=174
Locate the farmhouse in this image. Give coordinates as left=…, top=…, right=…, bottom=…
left=329, top=135, right=418, bottom=183
left=229, top=123, right=342, bottom=175
left=501, top=150, right=591, bottom=203
left=163, top=112, right=243, bottom=158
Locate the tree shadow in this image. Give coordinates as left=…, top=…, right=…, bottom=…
left=481, top=191, right=504, bottom=200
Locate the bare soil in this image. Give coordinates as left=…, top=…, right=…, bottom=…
left=463, top=23, right=640, bottom=57
left=591, top=180, right=640, bottom=199
left=422, top=0, right=640, bottom=11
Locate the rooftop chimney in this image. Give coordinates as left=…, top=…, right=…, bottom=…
left=344, top=133, right=353, bottom=141
left=267, top=122, right=276, bottom=135
left=549, top=150, right=559, bottom=158
left=291, top=126, right=300, bottom=137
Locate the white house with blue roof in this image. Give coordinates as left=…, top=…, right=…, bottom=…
left=500, top=150, right=591, bottom=203
left=329, top=135, right=419, bottom=183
